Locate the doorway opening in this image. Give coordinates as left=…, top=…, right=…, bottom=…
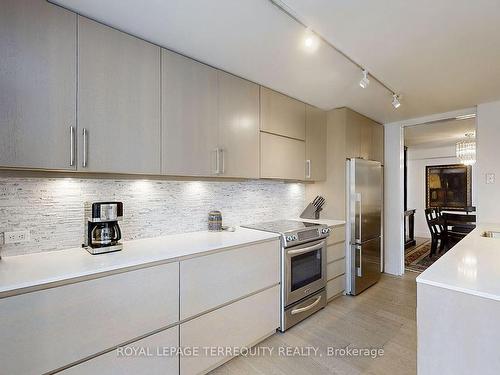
left=403, top=116, right=477, bottom=273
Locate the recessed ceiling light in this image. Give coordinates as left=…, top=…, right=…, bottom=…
left=392, top=94, right=401, bottom=109
left=359, top=70, right=370, bottom=88
left=303, top=29, right=319, bottom=52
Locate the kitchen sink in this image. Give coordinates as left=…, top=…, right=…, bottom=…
left=481, top=231, right=500, bottom=238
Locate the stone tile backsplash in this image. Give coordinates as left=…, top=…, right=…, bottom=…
left=0, top=177, right=305, bottom=257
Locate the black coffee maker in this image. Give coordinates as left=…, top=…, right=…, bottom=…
left=84, top=202, right=123, bottom=255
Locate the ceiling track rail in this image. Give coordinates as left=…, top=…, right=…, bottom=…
left=268, top=0, right=398, bottom=96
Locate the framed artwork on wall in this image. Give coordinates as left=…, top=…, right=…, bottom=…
left=426, top=164, right=472, bottom=210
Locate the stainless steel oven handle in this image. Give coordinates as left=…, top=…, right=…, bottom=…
left=287, top=241, right=325, bottom=256
left=291, top=295, right=322, bottom=315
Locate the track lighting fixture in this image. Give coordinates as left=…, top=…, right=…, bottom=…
left=359, top=70, right=369, bottom=88
left=392, top=94, right=401, bottom=109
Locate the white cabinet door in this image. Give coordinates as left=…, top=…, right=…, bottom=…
left=61, top=326, right=179, bottom=375
left=327, top=226, right=346, bottom=246
left=78, top=17, right=161, bottom=174
left=305, top=105, right=327, bottom=181
left=0, top=0, right=76, bottom=170
left=327, top=242, right=345, bottom=263
left=0, top=263, right=179, bottom=375
left=180, top=239, right=280, bottom=319
left=327, top=275, right=346, bottom=300
left=218, top=71, right=260, bottom=178
left=327, top=258, right=345, bottom=281
left=180, top=286, right=280, bottom=375
left=162, top=50, right=218, bottom=176
left=260, top=87, right=306, bottom=140
left=260, top=132, right=305, bottom=180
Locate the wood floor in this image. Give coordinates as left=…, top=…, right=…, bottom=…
left=211, top=273, right=417, bottom=375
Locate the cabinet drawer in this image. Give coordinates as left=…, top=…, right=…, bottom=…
left=327, top=225, right=345, bottom=245
left=0, top=263, right=179, bottom=375
left=327, top=258, right=345, bottom=281
left=61, top=326, right=179, bottom=375
left=180, top=285, right=279, bottom=375
left=327, top=242, right=345, bottom=263
left=180, top=240, right=280, bottom=319
left=327, top=275, right=346, bottom=300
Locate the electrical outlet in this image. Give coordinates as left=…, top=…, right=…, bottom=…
left=3, top=230, right=31, bottom=244
left=486, top=173, right=496, bottom=184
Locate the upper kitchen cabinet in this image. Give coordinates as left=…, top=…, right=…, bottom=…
left=371, top=123, right=385, bottom=164
left=260, top=87, right=306, bottom=140
left=0, top=0, right=77, bottom=170
left=344, top=108, right=383, bottom=163
left=218, top=72, right=260, bottom=179
left=162, top=50, right=218, bottom=177
left=78, top=17, right=161, bottom=174
left=305, top=105, right=327, bottom=181
left=260, top=132, right=305, bottom=180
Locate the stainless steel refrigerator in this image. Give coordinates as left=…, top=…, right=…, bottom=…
left=346, top=158, right=383, bottom=295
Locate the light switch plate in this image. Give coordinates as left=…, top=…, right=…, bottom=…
left=486, top=173, right=496, bottom=184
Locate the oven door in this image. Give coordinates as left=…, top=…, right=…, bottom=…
left=285, top=239, right=327, bottom=306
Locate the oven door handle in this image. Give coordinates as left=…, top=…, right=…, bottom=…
left=287, top=241, right=325, bottom=256
left=291, top=295, right=322, bottom=315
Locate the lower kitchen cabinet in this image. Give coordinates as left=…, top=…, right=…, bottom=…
left=260, top=132, right=305, bottom=180
left=327, top=258, right=345, bottom=280
left=0, top=263, right=179, bottom=375
left=327, top=225, right=346, bottom=246
left=327, top=242, right=345, bottom=262
left=327, top=275, right=346, bottom=300
left=180, top=239, right=280, bottom=319
left=180, top=285, right=280, bottom=375
left=61, top=326, right=179, bottom=375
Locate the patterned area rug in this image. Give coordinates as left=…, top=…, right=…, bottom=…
left=405, top=240, right=445, bottom=273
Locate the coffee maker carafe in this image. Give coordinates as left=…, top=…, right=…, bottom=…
left=84, top=202, right=123, bottom=255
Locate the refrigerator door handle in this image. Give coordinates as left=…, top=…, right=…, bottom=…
left=356, top=245, right=362, bottom=277
left=356, top=192, right=362, bottom=243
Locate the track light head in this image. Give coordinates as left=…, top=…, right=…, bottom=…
left=392, top=94, right=401, bottom=109
left=359, top=70, right=369, bottom=88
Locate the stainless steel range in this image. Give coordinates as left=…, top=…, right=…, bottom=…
left=242, top=220, right=330, bottom=331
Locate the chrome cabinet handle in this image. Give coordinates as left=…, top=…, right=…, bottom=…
left=214, top=148, right=220, bottom=174
left=287, top=241, right=325, bottom=256
left=70, top=126, right=75, bottom=166
left=82, top=128, right=88, bottom=168
left=306, top=159, right=311, bottom=179
left=220, top=148, right=225, bottom=174
left=291, top=295, right=322, bottom=315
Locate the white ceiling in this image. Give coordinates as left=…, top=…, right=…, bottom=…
left=404, top=118, right=475, bottom=149
left=51, top=0, right=500, bottom=124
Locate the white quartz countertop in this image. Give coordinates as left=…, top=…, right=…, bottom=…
left=416, top=224, right=500, bottom=301
left=0, top=227, right=278, bottom=298
left=292, top=218, right=346, bottom=227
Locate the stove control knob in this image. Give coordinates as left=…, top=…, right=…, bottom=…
left=286, top=236, right=294, bottom=242
left=292, top=235, right=299, bottom=241
left=321, top=228, right=330, bottom=235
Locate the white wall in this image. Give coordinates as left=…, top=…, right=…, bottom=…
left=406, top=145, right=476, bottom=238
left=477, top=100, right=500, bottom=223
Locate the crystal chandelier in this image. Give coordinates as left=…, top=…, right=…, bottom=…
left=456, top=132, right=476, bottom=165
